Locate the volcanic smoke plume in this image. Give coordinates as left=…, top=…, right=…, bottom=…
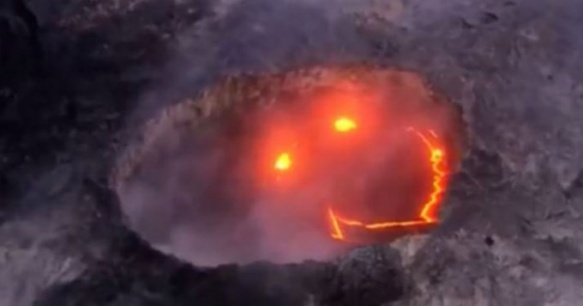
left=113, top=65, right=466, bottom=266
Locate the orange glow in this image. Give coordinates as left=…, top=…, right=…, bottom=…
left=328, top=208, right=344, bottom=240
left=274, top=153, right=292, bottom=171
left=328, top=127, right=448, bottom=241
left=334, top=117, right=357, bottom=132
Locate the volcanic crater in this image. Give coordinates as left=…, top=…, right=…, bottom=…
left=113, top=65, right=467, bottom=266
left=4, top=0, right=583, bottom=305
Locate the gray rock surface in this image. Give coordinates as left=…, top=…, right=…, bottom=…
left=1, top=0, right=583, bottom=305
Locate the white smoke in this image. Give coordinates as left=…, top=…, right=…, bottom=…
left=116, top=0, right=463, bottom=267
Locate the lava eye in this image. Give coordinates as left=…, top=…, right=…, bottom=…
left=274, top=152, right=292, bottom=171
left=334, top=117, right=357, bottom=133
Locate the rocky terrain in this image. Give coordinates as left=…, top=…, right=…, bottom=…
left=1, top=0, right=583, bottom=305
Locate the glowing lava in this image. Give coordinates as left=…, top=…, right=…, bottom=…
left=328, top=128, right=448, bottom=241
left=334, top=117, right=357, bottom=132
left=274, top=153, right=292, bottom=171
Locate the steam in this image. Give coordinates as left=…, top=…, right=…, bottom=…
left=117, top=107, right=350, bottom=266
left=116, top=0, right=464, bottom=267
left=117, top=76, right=461, bottom=267
left=129, top=0, right=375, bottom=124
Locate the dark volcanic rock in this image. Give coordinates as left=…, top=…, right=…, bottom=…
left=320, top=246, right=405, bottom=306
left=2, top=0, right=583, bottom=305
left=0, top=0, right=42, bottom=87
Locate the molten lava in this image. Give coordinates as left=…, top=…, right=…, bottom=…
left=327, top=127, right=448, bottom=241
left=334, top=117, right=357, bottom=133
left=274, top=152, right=292, bottom=171
left=261, top=79, right=455, bottom=244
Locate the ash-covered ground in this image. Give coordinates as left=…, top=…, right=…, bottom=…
left=1, top=0, right=583, bottom=305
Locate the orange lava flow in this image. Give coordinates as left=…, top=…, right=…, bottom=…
left=328, top=127, right=448, bottom=241
left=274, top=153, right=292, bottom=171
left=334, top=117, right=357, bottom=133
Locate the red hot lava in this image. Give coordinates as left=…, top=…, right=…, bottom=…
left=257, top=81, right=452, bottom=244
left=327, top=126, right=447, bottom=241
